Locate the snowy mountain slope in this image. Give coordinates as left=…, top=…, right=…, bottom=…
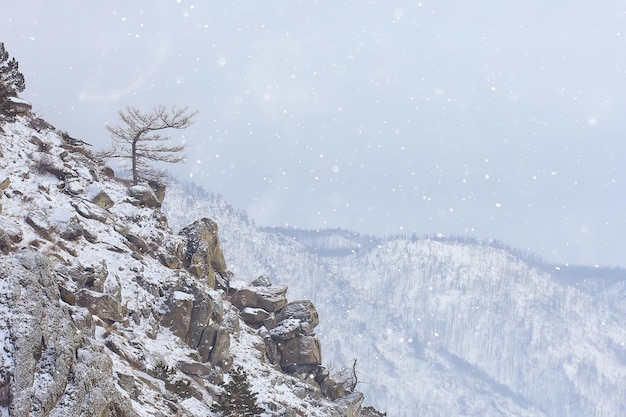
left=164, top=182, right=626, bottom=417
left=0, top=114, right=367, bottom=416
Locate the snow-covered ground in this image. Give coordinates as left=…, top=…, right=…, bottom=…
left=0, top=115, right=359, bottom=416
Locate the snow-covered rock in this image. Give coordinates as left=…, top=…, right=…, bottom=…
left=0, top=113, right=369, bottom=417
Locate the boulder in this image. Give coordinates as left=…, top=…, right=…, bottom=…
left=58, top=215, right=84, bottom=240
left=85, top=184, right=114, bottom=209
left=278, top=336, right=322, bottom=373
left=65, top=178, right=84, bottom=195
left=240, top=307, right=272, bottom=325
left=0, top=218, right=22, bottom=244
left=197, top=323, right=231, bottom=367
left=186, top=285, right=221, bottom=349
left=230, top=285, right=288, bottom=313
left=0, top=178, right=10, bottom=190
left=269, top=318, right=302, bottom=341
left=275, top=300, right=319, bottom=333
left=128, top=184, right=161, bottom=208
left=57, top=281, right=76, bottom=305
left=75, top=289, right=128, bottom=323
left=160, top=290, right=194, bottom=339
left=251, top=275, right=272, bottom=287
left=25, top=209, right=52, bottom=240
left=159, top=280, right=230, bottom=367
left=90, top=190, right=114, bottom=209
left=178, top=218, right=227, bottom=287
left=72, top=199, right=110, bottom=222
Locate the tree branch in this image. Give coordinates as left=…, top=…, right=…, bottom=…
left=102, top=105, right=196, bottom=184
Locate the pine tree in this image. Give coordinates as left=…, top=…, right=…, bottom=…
left=0, top=43, right=25, bottom=100
left=212, top=366, right=264, bottom=417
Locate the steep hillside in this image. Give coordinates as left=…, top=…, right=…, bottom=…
left=0, top=112, right=367, bottom=416
left=164, top=182, right=626, bottom=417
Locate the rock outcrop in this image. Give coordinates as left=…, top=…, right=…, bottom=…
left=233, top=278, right=325, bottom=376
left=178, top=217, right=228, bottom=287
left=229, top=277, right=364, bottom=412
left=0, top=253, right=136, bottom=417
left=159, top=276, right=234, bottom=368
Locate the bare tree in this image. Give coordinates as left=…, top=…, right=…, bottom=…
left=334, top=358, right=359, bottom=393
left=104, top=105, right=197, bottom=184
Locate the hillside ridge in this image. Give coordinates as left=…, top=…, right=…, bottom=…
left=0, top=108, right=373, bottom=416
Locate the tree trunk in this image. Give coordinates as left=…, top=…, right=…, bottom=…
left=131, top=138, right=138, bottom=184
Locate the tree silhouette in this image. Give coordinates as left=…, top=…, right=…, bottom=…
left=103, top=105, right=197, bottom=184
left=0, top=42, right=26, bottom=112
left=212, top=366, right=264, bottom=416
left=0, top=43, right=25, bottom=101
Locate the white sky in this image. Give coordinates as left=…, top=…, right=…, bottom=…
left=2, top=0, right=626, bottom=267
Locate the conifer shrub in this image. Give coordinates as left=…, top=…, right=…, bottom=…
left=212, top=365, right=264, bottom=416
left=0, top=43, right=25, bottom=100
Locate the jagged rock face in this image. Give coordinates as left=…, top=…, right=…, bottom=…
left=178, top=218, right=227, bottom=287
left=158, top=235, right=187, bottom=269
left=159, top=277, right=235, bottom=367
left=0, top=253, right=136, bottom=417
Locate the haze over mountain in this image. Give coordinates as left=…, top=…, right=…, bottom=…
left=3, top=1, right=626, bottom=267
left=164, top=182, right=626, bottom=417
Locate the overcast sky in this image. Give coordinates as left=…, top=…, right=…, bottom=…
left=3, top=1, right=626, bottom=267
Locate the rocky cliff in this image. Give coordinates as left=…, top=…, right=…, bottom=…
left=0, top=111, right=367, bottom=416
